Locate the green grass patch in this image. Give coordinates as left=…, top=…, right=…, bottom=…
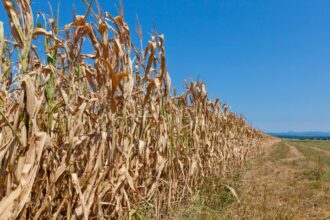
left=309, top=181, right=322, bottom=190
left=172, top=174, right=242, bottom=220
left=290, top=141, right=330, bottom=182
left=322, top=170, right=330, bottom=181
left=268, top=141, right=290, bottom=161
left=311, top=141, right=330, bottom=152
left=198, top=181, right=236, bottom=210
left=294, top=144, right=330, bottom=167
left=291, top=140, right=330, bottom=152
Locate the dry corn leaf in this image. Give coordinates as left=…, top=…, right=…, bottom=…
left=3, top=0, right=23, bottom=45
left=0, top=132, right=48, bottom=219
left=23, top=75, right=36, bottom=118
left=0, top=2, right=272, bottom=218
left=72, top=173, right=89, bottom=220
left=0, top=21, right=4, bottom=67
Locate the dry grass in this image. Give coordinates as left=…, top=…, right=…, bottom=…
left=218, top=141, right=330, bottom=220
left=0, top=1, right=272, bottom=219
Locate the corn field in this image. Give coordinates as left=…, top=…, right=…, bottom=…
left=0, top=1, right=271, bottom=219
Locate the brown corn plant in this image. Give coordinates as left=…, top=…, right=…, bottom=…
left=0, top=0, right=273, bottom=219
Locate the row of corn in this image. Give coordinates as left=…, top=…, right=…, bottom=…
left=0, top=1, right=272, bottom=219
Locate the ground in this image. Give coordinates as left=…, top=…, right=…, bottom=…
left=171, top=140, right=330, bottom=220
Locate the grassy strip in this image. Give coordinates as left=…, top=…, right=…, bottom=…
left=171, top=174, right=241, bottom=220
left=294, top=144, right=330, bottom=167
left=268, top=141, right=290, bottom=161
left=291, top=140, right=330, bottom=152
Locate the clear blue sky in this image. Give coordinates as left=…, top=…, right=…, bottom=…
left=1, top=0, right=330, bottom=132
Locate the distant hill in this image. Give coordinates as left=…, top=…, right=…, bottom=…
left=268, top=131, right=330, bottom=140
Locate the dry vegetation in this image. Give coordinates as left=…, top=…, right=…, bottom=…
left=173, top=141, right=330, bottom=220
left=225, top=140, right=330, bottom=220
left=0, top=0, right=272, bottom=219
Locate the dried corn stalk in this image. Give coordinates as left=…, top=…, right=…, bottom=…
left=0, top=1, right=274, bottom=219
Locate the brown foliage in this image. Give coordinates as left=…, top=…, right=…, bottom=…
left=0, top=1, right=270, bottom=219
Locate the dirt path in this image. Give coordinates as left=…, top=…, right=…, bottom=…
left=311, top=146, right=330, bottom=156
left=281, top=142, right=306, bottom=161
left=223, top=141, right=330, bottom=220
